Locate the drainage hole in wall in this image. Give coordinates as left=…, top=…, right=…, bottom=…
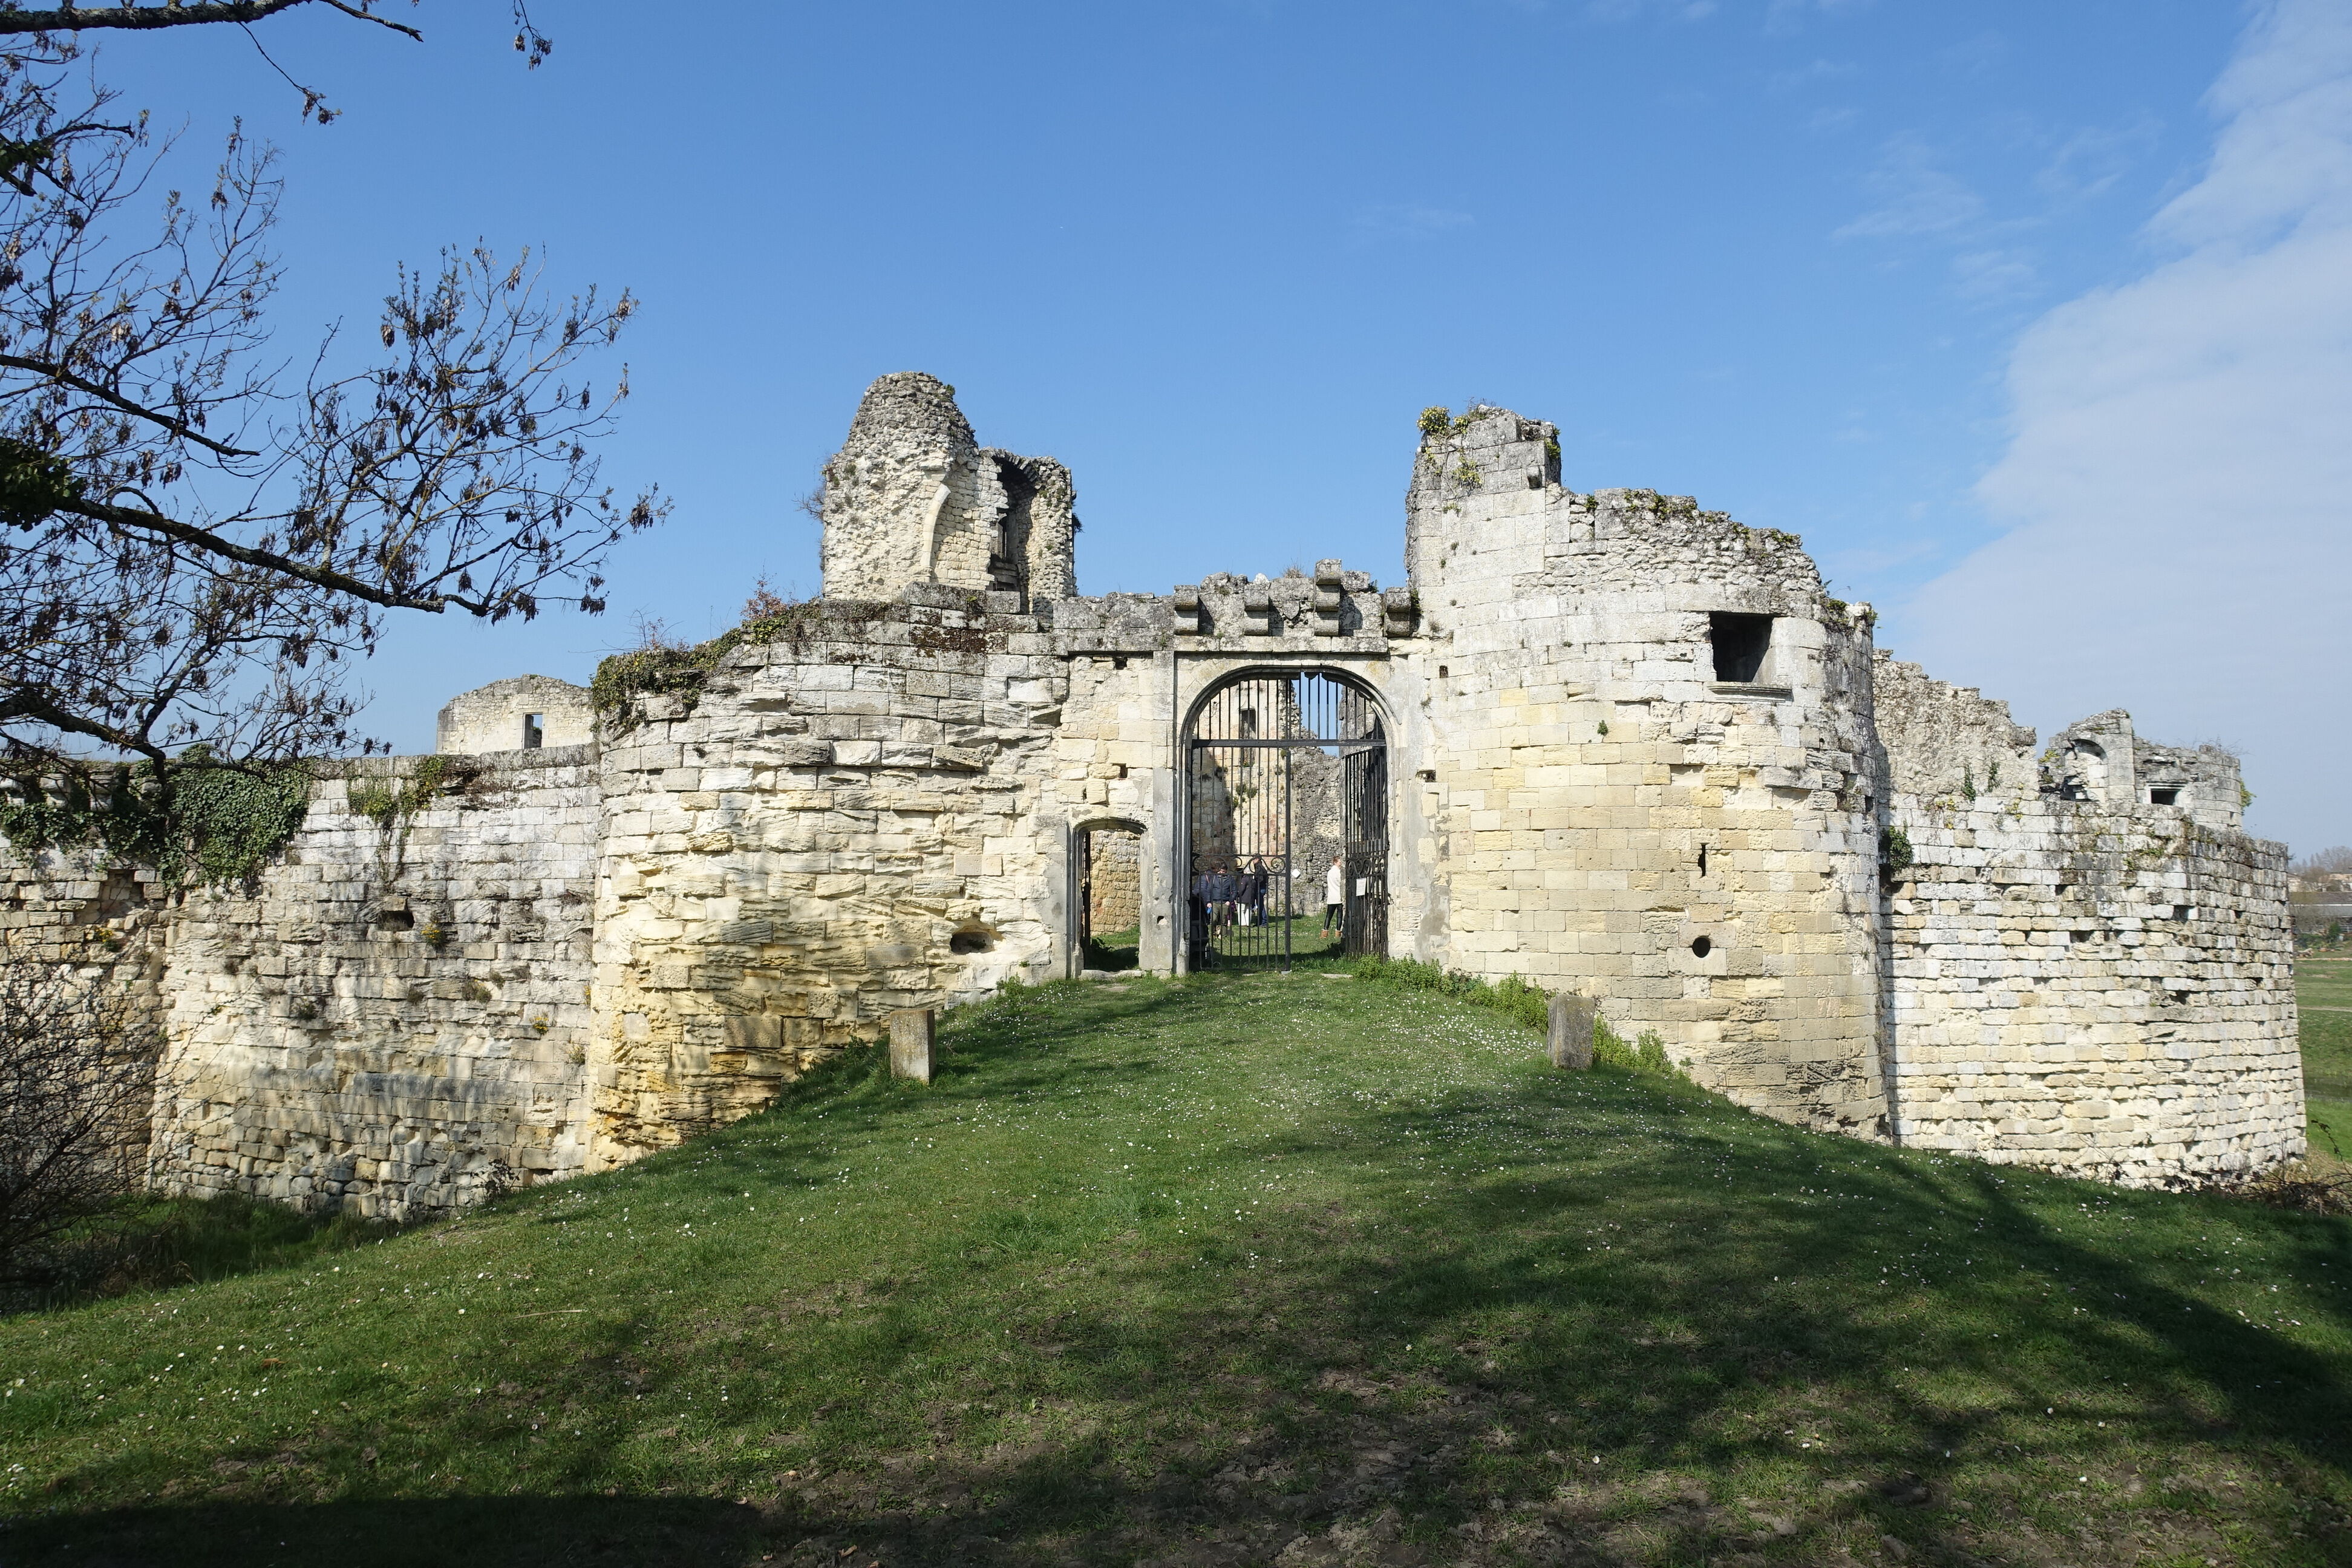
left=1690, top=935, right=1712, bottom=958
left=2071, top=930, right=2094, bottom=944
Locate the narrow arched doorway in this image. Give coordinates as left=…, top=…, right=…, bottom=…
left=1181, top=669, right=1388, bottom=971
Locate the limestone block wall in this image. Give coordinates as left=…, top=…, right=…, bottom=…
left=1872, top=667, right=2299, bottom=1184
left=1882, top=796, right=2301, bottom=1185
left=586, top=590, right=1069, bottom=1164
left=0, top=843, right=173, bottom=1171
left=436, top=675, right=595, bottom=755
left=1398, top=407, right=1887, bottom=1134
left=149, top=749, right=599, bottom=1220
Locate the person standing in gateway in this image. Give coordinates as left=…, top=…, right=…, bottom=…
left=1322, top=853, right=1346, bottom=939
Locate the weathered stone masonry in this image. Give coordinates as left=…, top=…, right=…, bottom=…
left=1, top=372, right=2302, bottom=1215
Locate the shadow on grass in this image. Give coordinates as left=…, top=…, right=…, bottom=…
left=1, top=1495, right=760, bottom=1567
left=18, top=976, right=2352, bottom=1565
left=2, top=1192, right=405, bottom=1318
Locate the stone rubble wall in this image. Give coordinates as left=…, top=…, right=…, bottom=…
left=820, top=372, right=1077, bottom=608
left=586, top=589, right=1068, bottom=1165
left=149, top=749, right=600, bottom=1220
left=1883, top=795, right=2301, bottom=1184
left=1085, top=827, right=1142, bottom=935
left=1870, top=653, right=2039, bottom=808
left=0, top=845, right=174, bottom=1171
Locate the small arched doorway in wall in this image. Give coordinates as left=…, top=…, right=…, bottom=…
left=1181, top=668, right=1388, bottom=971
left=1070, top=818, right=1146, bottom=974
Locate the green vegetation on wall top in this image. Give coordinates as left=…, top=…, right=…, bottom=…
left=0, top=750, right=312, bottom=888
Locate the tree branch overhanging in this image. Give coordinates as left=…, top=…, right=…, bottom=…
left=0, top=1, right=420, bottom=40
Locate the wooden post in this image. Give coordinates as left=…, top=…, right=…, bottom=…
left=888, top=1007, right=935, bottom=1084
left=1547, top=993, right=1594, bottom=1071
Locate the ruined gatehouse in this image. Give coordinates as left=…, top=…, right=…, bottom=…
left=1, top=373, right=2304, bottom=1216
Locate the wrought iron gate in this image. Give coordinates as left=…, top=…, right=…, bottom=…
left=1183, top=670, right=1388, bottom=970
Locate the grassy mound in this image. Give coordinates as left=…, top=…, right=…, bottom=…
left=4, top=971, right=2348, bottom=1566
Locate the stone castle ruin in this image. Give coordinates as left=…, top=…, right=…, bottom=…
left=1, top=373, right=2303, bottom=1217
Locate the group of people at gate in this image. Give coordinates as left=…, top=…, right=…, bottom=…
left=1191, top=854, right=1348, bottom=938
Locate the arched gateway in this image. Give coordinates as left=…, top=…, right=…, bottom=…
left=1181, top=668, right=1388, bottom=971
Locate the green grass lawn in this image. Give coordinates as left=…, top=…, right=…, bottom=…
left=5, top=972, right=2351, bottom=1566
left=2301, top=960, right=2352, bottom=1160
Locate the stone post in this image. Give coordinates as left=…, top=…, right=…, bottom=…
left=889, top=1007, right=936, bottom=1084
left=1547, top=993, right=1594, bottom=1071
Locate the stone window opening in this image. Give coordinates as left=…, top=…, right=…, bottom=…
left=1697, top=843, right=1708, bottom=877
left=1112, top=655, right=1128, bottom=670
left=1116, top=763, right=1129, bottom=780
left=2173, top=904, right=2194, bottom=921
left=1708, top=613, right=1772, bottom=684
left=987, top=457, right=1037, bottom=598
left=2149, top=786, right=2180, bottom=806
left=1690, top=935, right=1712, bottom=958
left=522, top=713, right=544, bottom=750
left=949, top=927, right=997, bottom=955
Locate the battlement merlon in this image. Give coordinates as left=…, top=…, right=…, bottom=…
left=1050, top=563, right=1412, bottom=657
left=819, top=372, right=1078, bottom=609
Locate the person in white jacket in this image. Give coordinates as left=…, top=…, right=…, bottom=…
left=1322, top=854, right=1346, bottom=937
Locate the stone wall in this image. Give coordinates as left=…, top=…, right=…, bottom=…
left=1881, top=797, right=2299, bottom=1184
left=1872, top=664, right=2301, bottom=1184
left=584, top=589, right=1070, bottom=1165
left=436, top=675, right=595, bottom=755
left=1396, top=407, right=1889, bottom=1135
left=149, top=749, right=599, bottom=1220
left=0, top=374, right=2305, bottom=1216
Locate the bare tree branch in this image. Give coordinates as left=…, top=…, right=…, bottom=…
left=0, top=44, right=661, bottom=783
left=0, top=1, right=420, bottom=41
left=0, top=353, right=257, bottom=457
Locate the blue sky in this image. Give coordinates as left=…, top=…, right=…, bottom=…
left=92, top=1, right=2347, bottom=849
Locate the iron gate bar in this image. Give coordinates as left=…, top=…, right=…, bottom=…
left=1181, top=670, right=1388, bottom=973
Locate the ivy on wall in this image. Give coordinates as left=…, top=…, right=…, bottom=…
left=0, top=750, right=313, bottom=888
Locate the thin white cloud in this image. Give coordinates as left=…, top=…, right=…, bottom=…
left=1892, top=0, right=2352, bottom=851
left=2033, top=117, right=2161, bottom=203
left=1950, top=246, right=2037, bottom=301
left=1834, top=134, right=1985, bottom=238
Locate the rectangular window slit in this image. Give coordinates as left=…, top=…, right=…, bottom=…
left=1708, top=612, right=1772, bottom=683
left=522, top=713, right=544, bottom=750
